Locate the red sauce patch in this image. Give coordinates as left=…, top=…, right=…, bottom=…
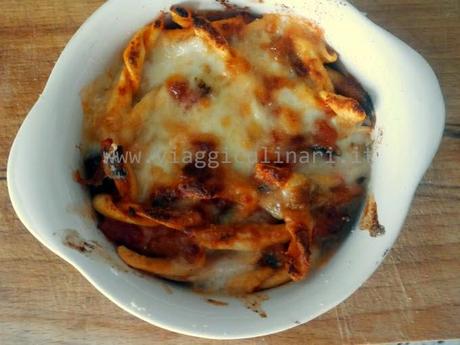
left=167, top=75, right=211, bottom=109
left=313, top=206, right=349, bottom=239
left=167, top=76, right=192, bottom=103
left=313, top=119, right=337, bottom=150
left=98, top=218, right=203, bottom=263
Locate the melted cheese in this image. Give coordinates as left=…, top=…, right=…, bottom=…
left=81, top=12, right=374, bottom=292
left=82, top=14, right=371, bottom=201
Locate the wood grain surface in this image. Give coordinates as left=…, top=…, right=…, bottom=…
left=1, top=1, right=459, bottom=344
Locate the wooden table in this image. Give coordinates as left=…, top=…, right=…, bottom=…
left=1, top=1, right=459, bottom=344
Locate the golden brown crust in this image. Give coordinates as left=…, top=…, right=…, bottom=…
left=360, top=195, right=385, bottom=237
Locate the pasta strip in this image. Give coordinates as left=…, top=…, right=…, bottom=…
left=284, top=209, right=314, bottom=281
left=258, top=269, right=291, bottom=290
left=211, top=16, right=247, bottom=39
left=117, top=202, right=204, bottom=230
left=118, top=246, right=204, bottom=279
left=319, top=91, right=367, bottom=132
left=218, top=171, right=259, bottom=218
left=93, top=194, right=203, bottom=232
left=170, top=6, right=230, bottom=58
left=191, top=224, right=290, bottom=251
left=170, top=6, right=193, bottom=28
left=106, top=17, right=164, bottom=115
left=226, top=267, right=274, bottom=294
left=92, top=194, right=159, bottom=227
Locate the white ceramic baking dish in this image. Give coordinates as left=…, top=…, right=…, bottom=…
left=7, top=0, right=445, bottom=339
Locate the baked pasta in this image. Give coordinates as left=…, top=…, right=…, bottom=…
left=78, top=6, right=374, bottom=294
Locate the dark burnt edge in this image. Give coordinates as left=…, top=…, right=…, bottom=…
left=82, top=152, right=119, bottom=198
left=162, top=5, right=260, bottom=30
left=170, top=5, right=190, bottom=18
left=193, top=16, right=228, bottom=47
left=314, top=186, right=369, bottom=260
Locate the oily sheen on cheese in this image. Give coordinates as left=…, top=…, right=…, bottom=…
left=80, top=9, right=373, bottom=294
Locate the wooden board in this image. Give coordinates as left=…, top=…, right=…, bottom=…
left=0, top=0, right=459, bottom=344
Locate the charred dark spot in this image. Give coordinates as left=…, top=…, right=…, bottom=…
left=172, top=6, right=189, bottom=18
left=196, top=79, right=212, bottom=96
left=186, top=243, right=202, bottom=261
left=289, top=135, right=308, bottom=151
left=81, top=154, right=118, bottom=196
left=193, top=16, right=207, bottom=27
left=191, top=139, right=216, bottom=153
left=127, top=207, right=136, bottom=217
left=90, top=178, right=118, bottom=197
left=193, top=16, right=227, bottom=47
left=178, top=181, right=219, bottom=200
left=356, top=176, right=367, bottom=185
left=257, top=184, right=271, bottom=193
left=83, top=154, right=102, bottom=180
left=212, top=198, right=233, bottom=210
left=197, top=198, right=234, bottom=224
left=128, top=45, right=140, bottom=67
left=146, top=207, right=173, bottom=221
left=154, top=19, right=162, bottom=28
left=295, top=228, right=309, bottom=248
left=310, top=144, right=338, bottom=157
left=182, top=163, right=214, bottom=182
left=218, top=231, right=235, bottom=241
left=313, top=207, right=349, bottom=238
left=289, top=53, right=308, bottom=77
left=150, top=188, right=178, bottom=208
left=260, top=252, right=282, bottom=269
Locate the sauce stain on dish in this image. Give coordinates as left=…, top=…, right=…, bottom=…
left=206, top=298, right=229, bottom=306
left=61, top=229, right=129, bottom=272
left=63, top=229, right=98, bottom=253
left=161, top=282, right=174, bottom=294
left=240, top=293, right=269, bottom=318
